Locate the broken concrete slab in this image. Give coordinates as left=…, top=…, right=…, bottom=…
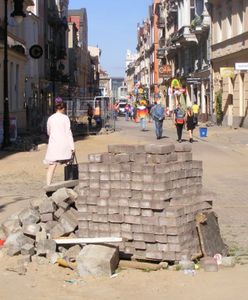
left=76, top=244, right=119, bottom=277
left=44, top=180, right=79, bottom=193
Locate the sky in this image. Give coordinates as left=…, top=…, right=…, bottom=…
left=69, top=0, right=153, bottom=78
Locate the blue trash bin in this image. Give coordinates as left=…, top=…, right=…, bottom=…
left=199, top=127, right=208, bottom=137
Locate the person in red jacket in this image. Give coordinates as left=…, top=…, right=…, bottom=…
left=136, top=100, right=149, bottom=131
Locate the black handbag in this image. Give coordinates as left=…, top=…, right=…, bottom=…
left=64, top=153, right=79, bottom=181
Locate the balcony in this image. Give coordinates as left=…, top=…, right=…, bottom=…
left=175, top=26, right=198, bottom=44
left=190, top=15, right=210, bottom=35
left=159, top=37, right=166, bottom=48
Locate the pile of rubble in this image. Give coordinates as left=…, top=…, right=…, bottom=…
left=1, top=187, right=80, bottom=261
left=76, top=143, right=213, bottom=261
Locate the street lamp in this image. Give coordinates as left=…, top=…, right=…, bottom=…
left=2, top=0, right=26, bottom=148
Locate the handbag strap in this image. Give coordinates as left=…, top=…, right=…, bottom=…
left=72, top=152, right=78, bottom=164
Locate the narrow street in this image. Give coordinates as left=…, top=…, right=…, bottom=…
left=0, top=118, right=248, bottom=300
left=0, top=117, right=248, bottom=251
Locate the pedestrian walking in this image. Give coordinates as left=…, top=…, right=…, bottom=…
left=124, top=103, right=131, bottom=121
left=150, top=100, right=165, bottom=139
left=137, top=100, right=149, bottom=131
left=192, top=101, right=200, bottom=126
left=87, top=103, right=94, bottom=127
left=173, top=102, right=185, bottom=143
left=185, top=106, right=195, bottom=143
left=94, top=102, right=102, bottom=128
left=44, top=99, right=75, bottom=186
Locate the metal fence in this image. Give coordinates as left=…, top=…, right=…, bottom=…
left=64, top=97, right=116, bottom=135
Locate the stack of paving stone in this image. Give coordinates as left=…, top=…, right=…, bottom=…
left=76, top=143, right=213, bottom=261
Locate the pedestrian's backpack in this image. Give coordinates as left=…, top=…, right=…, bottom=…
left=175, top=108, right=185, bottom=124
left=153, top=105, right=165, bottom=121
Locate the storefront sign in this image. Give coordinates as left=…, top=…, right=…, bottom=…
left=235, top=63, right=248, bottom=71
left=159, top=65, right=172, bottom=77
left=220, top=67, right=234, bottom=78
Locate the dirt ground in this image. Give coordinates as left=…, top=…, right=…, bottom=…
left=0, top=118, right=248, bottom=300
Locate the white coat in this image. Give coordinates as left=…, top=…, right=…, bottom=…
left=44, top=112, right=74, bottom=164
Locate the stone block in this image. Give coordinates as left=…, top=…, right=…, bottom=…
left=65, top=245, right=82, bottom=261
left=21, top=243, right=35, bottom=256
left=36, top=229, right=47, bottom=243
left=88, top=153, right=103, bottom=163
left=54, top=207, right=65, bottom=219
left=131, top=181, right=143, bottom=191
left=155, top=234, right=168, bottom=243
left=49, top=223, right=66, bottom=239
left=177, top=152, right=193, bottom=162
left=23, top=223, right=41, bottom=237
left=39, top=198, right=56, bottom=214
left=143, top=164, right=155, bottom=174
left=100, top=173, right=110, bottom=181
left=145, top=143, right=175, bottom=154
left=93, top=214, right=108, bottom=223
left=40, top=213, right=54, bottom=223
left=18, top=208, right=40, bottom=225
left=59, top=210, right=78, bottom=234
left=154, top=164, right=170, bottom=174
left=89, top=180, right=100, bottom=189
left=51, top=187, right=70, bottom=204
left=131, top=163, right=143, bottom=173
left=89, top=163, right=100, bottom=172
left=76, top=244, right=119, bottom=276
left=114, top=153, right=130, bottom=163
left=36, top=239, right=56, bottom=256
left=99, top=163, right=110, bottom=173
left=2, top=217, right=21, bottom=236
left=141, top=209, right=153, bottom=218
left=109, top=164, right=121, bottom=173
left=79, top=163, right=89, bottom=172
left=108, top=214, right=124, bottom=223
left=174, top=143, right=192, bottom=152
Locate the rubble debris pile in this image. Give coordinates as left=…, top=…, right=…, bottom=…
left=76, top=143, right=213, bottom=261
left=1, top=188, right=80, bottom=261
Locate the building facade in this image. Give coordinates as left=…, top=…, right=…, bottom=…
left=208, top=0, right=248, bottom=128
left=0, top=0, right=35, bottom=138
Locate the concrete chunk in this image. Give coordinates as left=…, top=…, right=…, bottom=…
left=76, top=245, right=119, bottom=276
left=50, top=223, right=66, bottom=239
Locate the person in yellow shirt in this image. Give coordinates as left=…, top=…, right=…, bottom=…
left=192, top=101, right=199, bottom=126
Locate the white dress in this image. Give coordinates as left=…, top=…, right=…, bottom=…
left=44, top=112, right=75, bottom=164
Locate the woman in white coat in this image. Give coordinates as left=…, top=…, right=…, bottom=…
left=44, top=100, right=75, bottom=185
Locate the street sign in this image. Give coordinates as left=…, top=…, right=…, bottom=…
left=29, top=44, right=43, bottom=59
left=235, top=63, right=248, bottom=71
left=220, top=67, right=234, bottom=78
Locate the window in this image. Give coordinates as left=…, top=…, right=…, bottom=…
left=190, top=0, right=196, bottom=23
left=195, top=0, right=204, bottom=16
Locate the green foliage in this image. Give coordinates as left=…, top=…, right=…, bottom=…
left=215, top=90, right=223, bottom=125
